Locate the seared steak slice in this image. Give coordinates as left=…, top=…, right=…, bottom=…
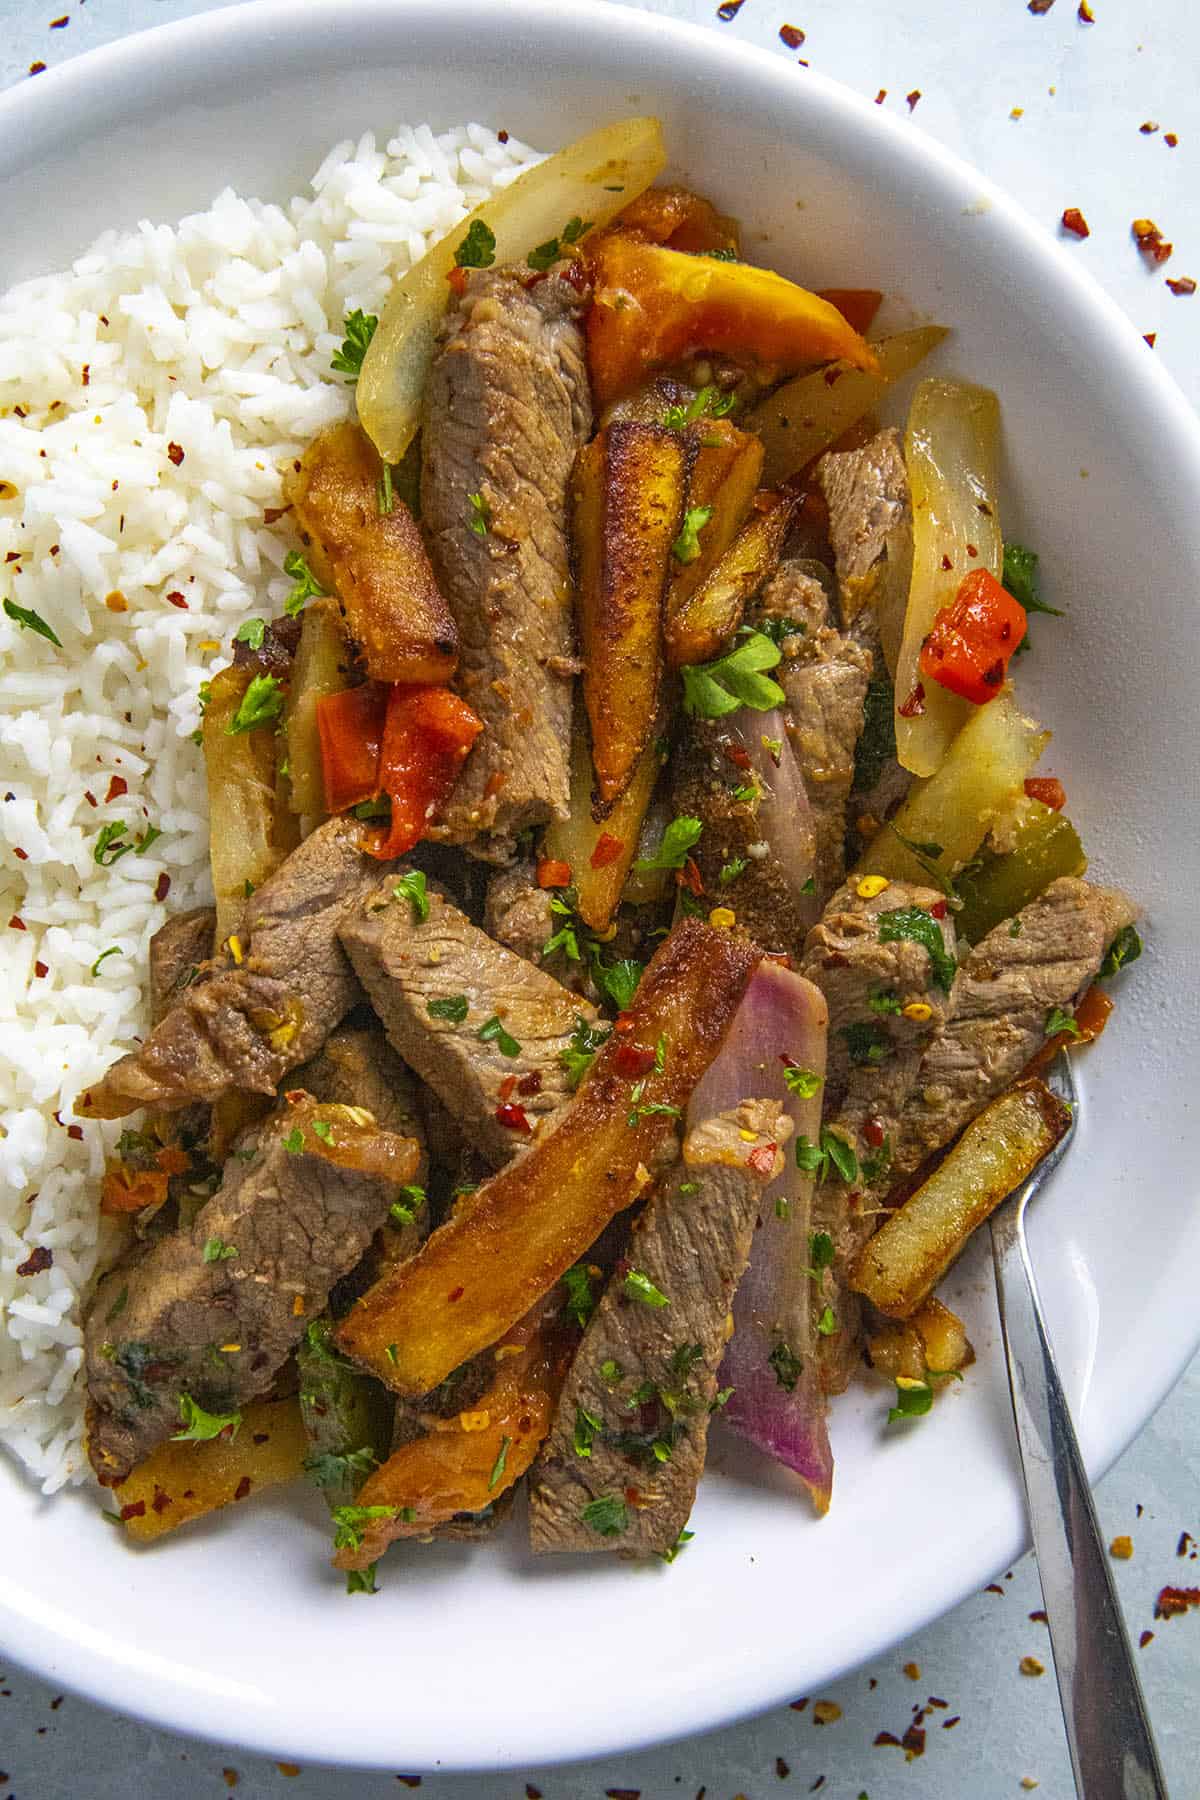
left=149, top=907, right=215, bottom=1026
left=81, top=819, right=380, bottom=1118
left=85, top=1096, right=419, bottom=1484
left=339, top=875, right=598, bottom=1165
left=485, top=860, right=555, bottom=965
left=421, top=264, right=592, bottom=859
left=817, top=427, right=912, bottom=638
left=891, top=877, right=1139, bottom=1181
left=528, top=1101, right=789, bottom=1557
left=799, top=878, right=957, bottom=1391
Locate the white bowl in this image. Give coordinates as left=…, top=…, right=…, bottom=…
left=1, top=0, right=1198, bottom=1772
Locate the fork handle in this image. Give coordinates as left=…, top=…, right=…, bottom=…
left=990, top=1208, right=1168, bottom=1799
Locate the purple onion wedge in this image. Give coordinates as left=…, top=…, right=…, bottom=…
left=721, top=706, right=821, bottom=934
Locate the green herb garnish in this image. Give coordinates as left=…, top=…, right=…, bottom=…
left=477, top=1014, right=521, bottom=1057
left=454, top=218, right=497, bottom=268
left=392, top=869, right=430, bottom=922
left=488, top=1434, right=511, bottom=1490
left=768, top=1341, right=803, bottom=1392
left=868, top=988, right=902, bottom=1016
left=467, top=491, right=490, bottom=536
left=282, top=549, right=327, bottom=616
left=887, top=1376, right=934, bottom=1423
left=581, top=1493, right=627, bottom=1537
left=1044, top=1005, right=1081, bottom=1039
left=718, top=855, right=747, bottom=885
left=311, top=1118, right=334, bottom=1144
left=671, top=504, right=714, bottom=565
left=561, top=1263, right=597, bottom=1330
left=573, top=1406, right=602, bottom=1459
left=877, top=905, right=957, bottom=993
left=346, top=1564, right=379, bottom=1595
left=560, top=1014, right=610, bottom=1088
left=202, top=1236, right=237, bottom=1263
left=842, top=1020, right=892, bottom=1066
left=659, top=1526, right=696, bottom=1564
left=282, top=1127, right=304, bottom=1154
left=226, top=673, right=283, bottom=735
left=331, top=1504, right=400, bottom=1552
left=330, top=309, right=378, bottom=380
left=390, top=1185, right=426, bottom=1227
left=1100, top=924, right=1142, bottom=978
left=3, top=597, right=62, bottom=647
left=1002, top=542, right=1063, bottom=617
left=427, top=993, right=469, bottom=1023
left=622, top=1268, right=670, bottom=1308
left=234, top=617, right=266, bottom=650
left=304, top=1445, right=378, bottom=1490
left=173, top=1394, right=241, bottom=1442
left=590, top=949, right=643, bottom=1011
left=782, top=1063, right=823, bottom=1098
left=681, top=629, right=786, bottom=719
left=90, top=946, right=121, bottom=977
left=634, top=814, right=703, bottom=871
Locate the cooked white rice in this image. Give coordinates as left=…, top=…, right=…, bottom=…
left=0, top=122, right=541, bottom=1493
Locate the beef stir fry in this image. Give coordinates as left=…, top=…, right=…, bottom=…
left=80, top=119, right=1142, bottom=1581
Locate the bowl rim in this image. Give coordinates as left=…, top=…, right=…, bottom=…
left=1, top=0, right=1199, bottom=1773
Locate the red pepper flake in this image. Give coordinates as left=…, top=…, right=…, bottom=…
left=874, top=89, right=887, bottom=104
left=1165, top=132, right=1179, bottom=148
left=1024, top=775, right=1066, bottom=811
left=906, top=90, right=922, bottom=111
left=497, top=1074, right=518, bottom=1104
left=716, top=0, right=746, bottom=17
left=154, top=872, right=171, bottom=902
left=1144, top=332, right=1157, bottom=348
left=1028, top=0, right=1056, bottom=11
left=150, top=1487, right=172, bottom=1514
left=50, top=13, right=69, bottom=26
left=80, top=363, right=90, bottom=388
left=985, top=1582, right=1005, bottom=1595
left=104, top=774, right=128, bottom=804
left=748, top=1143, right=777, bottom=1177
left=166, top=590, right=188, bottom=609
left=119, top=1500, right=146, bottom=1521
left=863, top=1116, right=886, bottom=1148
left=495, top=1101, right=532, bottom=1135
left=874, top=1730, right=901, bottom=1746
left=1132, top=217, right=1171, bottom=262
left=28, top=61, right=47, bottom=75
left=942, top=1715, right=961, bottom=1729
left=613, top=1011, right=636, bottom=1035
left=678, top=855, right=705, bottom=897
left=779, top=24, right=805, bottom=48
left=1140, top=120, right=1159, bottom=133
left=277, top=1767, right=301, bottom=1779
left=1077, top=0, right=1095, bottom=18
left=1061, top=207, right=1090, bottom=239
left=930, top=898, right=948, bottom=920
left=166, top=442, right=185, bottom=466
left=775, top=1758, right=790, bottom=1779
left=396, top=1782, right=422, bottom=1792
left=262, top=504, right=290, bottom=525
left=725, top=742, right=752, bottom=770
left=901, top=1723, right=926, bottom=1759
left=1029, top=1608, right=1049, bottom=1622
left=898, top=682, right=925, bottom=718
left=497, top=130, right=510, bottom=145
left=8, top=916, right=24, bottom=930
left=524, top=1789, right=540, bottom=1800
left=34, top=961, right=48, bottom=979
left=16, top=1245, right=52, bottom=1276
left=1166, top=276, right=1196, bottom=296
left=605, top=1790, right=642, bottom=1799
left=516, top=1068, right=543, bottom=1097
left=447, top=264, right=469, bottom=297
left=222, top=1771, right=239, bottom=1789
left=940, top=553, right=953, bottom=571
left=1139, top=1629, right=1154, bottom=1648
left=1178, top=1531, right=1196, bottom=1557
left=615, top=1042, right=656, bottom=1079
left=4, top=552, right=20, bottom=564
left=789, top=1697, right=809, bottom=1712
left=447, top=1285, right=465, bottom=1303
left=234, top=1476, right=252, bottom=1501
left=13, top=846, right=28, bottom=861
left=67, top=1124, right=83, bottom=1140
left=536, top=857, right=571, bottom=889
left=590, top=832, right=624, bottom=869
left=1154, top=1584, right=1200, bottom=1619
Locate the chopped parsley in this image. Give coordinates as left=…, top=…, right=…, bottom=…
left=868, top=988, right=902, bottom=1016
left=377, top=462, right=394, bottom=516
left=202, top=1236, right=237, bottom=1263
left=1009, top=916, right=1024, bottom=938
left=1044, top=1004, right=1081, bottom=1039
left=489, top=1435, right=512, bottom=1490
left=304, top=1445, right=378, bottom=1489
left=226, top=673, right=283, bottom=736
left=634, top=814, right=703, bottom=871
left=427, top=993, right=469, bottom=1023
left=622, top=1268, right=670, bottom=1308
left=346, top=1564, right=379, bottom=1596
left=711, top=1386, right=734, bottom=1411
left=659, top=1526, right=696, bottom=1564
left=861, top=1136, right=893, bottom=1184
left=282, top=549, right=327, bottom=616
left=851, top=674, right=897, bottom=797
left=573, top=1405, right=602, bottom=1458
left=561, top=1263, right=597, bottom=1330
left=600, top=1358, right=623, bottom=1385
left=730, top=780, right=759, bottom=805
left=842, top=1020, right=892, bottom=1066
left=768, top=1341, right=803, bottom=1392
left=1002, top=542, right=1063, bottom=617
left=467, top=491, right=490, bottom=537
left=477, top=1014, right=521, bottom=1057
left=92, top=822, right=161, bottom=866
left=392, top=868, right=430, bottom=922
left=282, top=1126, right=304, bottom=1154
left=719, top=855, right=747, bottom=886
left=801, top=875, right=816, bottom=895
left=353, top=797, right=391, bottom=821
left=590, top=948, right=643, bottom=1011
left=626, top=1087, right=681, bottom=1128
left=884, top=823, right=958, bottom=899
left=543, top=891, right=582, bottom=962
left=90, top=945, right=121, bottom=977
left=4, top=597, right=62, bottom=646
left=330, top=309, right=378, bottom=380
left=816, top=1306, right=838, bottom=1337
left=331, top=1504, right=401, bottom=1552
left=454, top=218, right=497, bottom=268
left=311, top=1118, right=334, bottom=1144
left=172, top=1394, right=241, bottom=1442
left=887, top=1376, right=934, bottom=1423
left=877, top=905, right=957, bottom=993
left=681, top=629, right=786, bottom=719
left=781, top=1063, right=823, bottom=1099
left=1100, top=923, right=1142, bottom=978
left=389, top=1184, right=426, bottom=1227
left=526, top=215, right=591, bottom=271
left=671, top=504, right=714, bottom=565
left=795, top=1127, right=860, bottom=1186
left=808, top=1230, right=835, bottom=1275
left=581, top=1493, right=628, bottom=1537
left=670, top=1342, right=704, bottom=1378
left=662, top=384, right=735, bottom=430
left=560, top=1014, right=610, bottom=1088
left=234, top=617, right=266, bottom=650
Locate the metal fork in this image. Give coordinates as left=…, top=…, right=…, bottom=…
left=990, top=1053, right=1168, bottom=1800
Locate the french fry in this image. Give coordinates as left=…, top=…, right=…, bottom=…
left=664, top=419, right=763, bottom=627
left=851, top=1078, right=1072, bottom=1319
left=866, top=1296, right=975, bottom=1383
left=574, top=421, right=691, bottom=814
left=285, top=421, right=457, bottom=687
left=203, top=665, right=293, bottom=944
left=666, top=490, right=796, bottom=668
left=107, top=1397, right=306, bottom=1541
left=336, top=920, right=762, bottom=1395
left=747, top=326, right=949, bottom=487
left=540, top=703, right=666, bottom=932
left=282, top=597, right=352, bottom=820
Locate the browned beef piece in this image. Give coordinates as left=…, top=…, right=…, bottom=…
left=421, top=264, right=592, bottom=859
left=528, top=1101, right=789, bottom=1557
left=81, top=819, right=379, bottom=1119
left=339, top=874, right=597, bottom=1165
left=149, top=907, right=215, bottom=1026
left=84, top=1097, right=418, bottom=1484
left=484, top=860, right=554, bottom=965
left=891, top=877, right=1138, bottom=1181
left=816, top=427, right=912, bottom=643
left=756, top=559, right=872, bottom=905
left=799, top=878, right=957, bottom=1392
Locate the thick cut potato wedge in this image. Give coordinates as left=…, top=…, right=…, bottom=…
left=336, top=920, right=762, bottom=1394
left=586, top=234, right=877, bottom=410
left=851, top=1078, right=1072, bottom=1319
left=282, top=597, right=352, bottom=820
left=745, top=326, right=949, bottom=487
left=285, top=421, right=457, bottom=686
left=664, top=419, right=763, bottom=626
left=541, top=703, right=666, bottom=932
left=666, top=490, right=796, bottom=668
left=333, top=1301, right=570, bottom=1569
left=866, top=1296, right=975, bottom=1383
left=108, top=1397, right=306, bottom=1541
left=358, top=118, right=667, bottom=466
left=854, top=689, right=1049, bottom=890
left=203, top=664, right=293, bottom=944
left=574, top=421, right=691, bottom=814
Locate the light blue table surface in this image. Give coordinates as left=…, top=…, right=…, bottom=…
left=0, top=2, right=1196, bottom=1796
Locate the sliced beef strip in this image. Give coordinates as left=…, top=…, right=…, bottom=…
left=339, top=874, right=597, bottom=1166
left=484, top=860, right=555, bottom=966
left=816, top=426, right=912, bottom=645
left=529, top=1100, right=789, bottom=1557
left=799, top=878, right=957, bottom=1393
left=84, top=1095, right=418, bottom=1485
left=890, top=877, right=1139, bottom=1182
left=149, top=907, right=216, bottom=1027
left=421, top=263, right=592, bottom=860
left=81, top=818, right=380, bottom=1119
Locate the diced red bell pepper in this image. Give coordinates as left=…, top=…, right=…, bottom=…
left=536, top=858, right=573, bottom=889
left=918, top=568, right=1027, bottom=705
left=1024, top=776, right=1067, bottom=812
left=371, top=683, right=484, bottom=860
left=317, top=683, right=388, bottom=814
